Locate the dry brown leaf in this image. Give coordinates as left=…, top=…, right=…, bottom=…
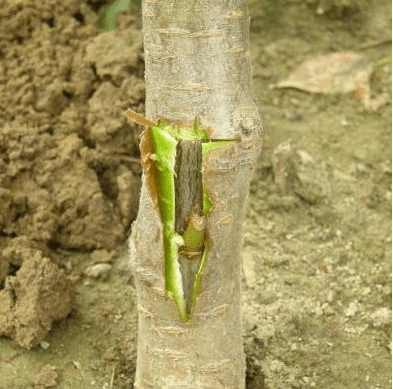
left=276, top=51, right=373, bottom=95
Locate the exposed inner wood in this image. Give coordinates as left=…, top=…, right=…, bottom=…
left=174, top=140, right=203, bottom=234
left=174, top=140, right=203, bottom=312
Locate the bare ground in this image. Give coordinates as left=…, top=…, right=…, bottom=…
left=0, top=0, right=391, bottom=388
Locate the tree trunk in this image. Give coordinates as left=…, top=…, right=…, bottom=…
left=129, top=1, right=262, bottom=387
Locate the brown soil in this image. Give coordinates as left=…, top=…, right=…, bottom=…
left=0, top=0, right=143, bottom=254
left=0, top=0, right=391, bottom=388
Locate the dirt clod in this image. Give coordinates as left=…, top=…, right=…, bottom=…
left=0, top=250, right=75, bottom=349
left=272, top=140, right=331, bottom=204
left=90, top=248, right=115, bottom=264
left=32, top=365, right=59, bottom=389
left=0, top=0, right=143, bottom=253
left=84, top=263, right=112, bottom=279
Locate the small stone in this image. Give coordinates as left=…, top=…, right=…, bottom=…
left=290, top=97, right=301, bottom=107
left=361, top=287, right=371, bottom=296
left=272, top=140, right=331, bottom=204
left=32, top=365, right=58, bottom=388
left=285, top=109, right=303, bottom=121
left=333, top=169, right=355, bottom=182
left=83, top=263, right=112, bottom=279
left=345, top=301, right=360, bottom=317
left=323, top=305, right=335, bottom=316
left=40, top=341, right=50, bottom=350
left=350, top=162, right=368, bottom=176
left=90, top=249, right=115, bottom=264
left=340, top=118, right=349, bottom=126
left=316, top=5, right=325, bottom=14
left=368, top=308, right=392, bottom=327
left=327, top=290, right=335, bottom=303
left=269, top=359, right=285, bottom=373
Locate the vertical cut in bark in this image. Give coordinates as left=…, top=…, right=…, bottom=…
left=174, top=140, right=203, bottom=234
left=175, top=140, right=204, bottom=313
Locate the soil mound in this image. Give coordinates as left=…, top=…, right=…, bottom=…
left=0, top=0, right=143, bottom=252
left=0, top=0, right=144, bottom=348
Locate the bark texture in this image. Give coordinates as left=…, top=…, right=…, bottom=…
left=129, top=1, right=262, bottom=387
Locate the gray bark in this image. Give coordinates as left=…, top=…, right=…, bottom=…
left=129, top=0, right=262, bottom=387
